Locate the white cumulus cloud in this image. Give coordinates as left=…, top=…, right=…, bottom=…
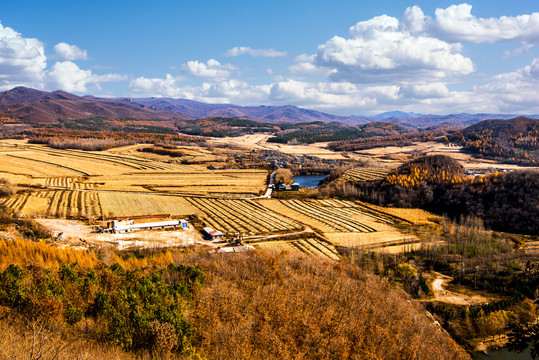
left=46, top=61, right=126, bottom=92
left=0, top=21, right=47, bottom=89
left=225, top=46, right=287, bottom=57
left=399, top=83, right=450, bottom=99
left=401, top=4, right=539, bottom=44
left=182, top=59, right=237, bottom=79
left=312, top=14, right=474, bottom=83
left=128, top=74, right=185, bottom=98
left=431, top=4, right=539, bottom=43
left=53, top=42, right=88, bottom=61
left=128, top=74, right=270, bottom=104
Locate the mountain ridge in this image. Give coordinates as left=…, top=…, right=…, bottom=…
left=1, top=86, right=538, bottom=127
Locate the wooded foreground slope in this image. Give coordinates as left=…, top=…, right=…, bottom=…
left=188, top=252, right=470, bottom=360
left=0, top=242, right=470, bottom=359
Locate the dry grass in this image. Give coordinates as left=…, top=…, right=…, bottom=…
left=0, top=317, right=144, bottom=360
left=189, top=251, right=471, bottom=360
left=0, top=235, right=99, bottom=270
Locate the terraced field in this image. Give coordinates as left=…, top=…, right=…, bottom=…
left=341, top=167, right=391, bottom=182
left=186, top=198, right=303, bottom=236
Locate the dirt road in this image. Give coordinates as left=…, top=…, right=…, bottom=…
left=428, top=273, right=497, bottom=306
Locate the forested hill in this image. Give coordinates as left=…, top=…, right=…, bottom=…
left=347, top=155, right=539, bottom=235
left=449, top=117, right=539, bottom=165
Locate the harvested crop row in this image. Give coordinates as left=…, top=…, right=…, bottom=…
left=0, top=189, right=102, bottom=218
left=186, top=197, right=302, bottom=236
left=311, top=199, right=396, bottom=224
left=188, top=198, right=262, bottom=235
left=46, top=177, right=74, bottom=188
left=279, top=200, right=376, bottom=233
left=290, top=239, right=340, bottom=261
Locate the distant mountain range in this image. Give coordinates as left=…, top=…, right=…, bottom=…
left=0, top=87, right=188, bottom=124
left=1, top=87, right=538, bottom=128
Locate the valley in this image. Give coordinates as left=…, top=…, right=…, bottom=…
left=0, top=112, right=537, bottom=359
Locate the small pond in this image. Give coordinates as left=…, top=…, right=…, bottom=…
left=473, top=347, right=532, bottom=360
left=292, top=174, right=327, bottom=188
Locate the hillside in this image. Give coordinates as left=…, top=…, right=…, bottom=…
left=0, top=234, right=471, bottom=359
left=449, top=116, right=539, bottom=165
left=339, top=155, right=539, bottom=234
left=268, top=121, right=416, bottom=144
left=0, top=87, right=188, bottom=124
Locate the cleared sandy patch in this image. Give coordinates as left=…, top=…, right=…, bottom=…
left=36, top=218, right=204, bottom=250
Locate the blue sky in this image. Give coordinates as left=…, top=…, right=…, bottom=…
left=1, top=0, right=538, bottom=115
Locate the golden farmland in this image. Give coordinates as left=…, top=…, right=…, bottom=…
left=0, top=139, right=433, bottom=257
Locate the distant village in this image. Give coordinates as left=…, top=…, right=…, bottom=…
left=222, top=149, right=343, bottom=170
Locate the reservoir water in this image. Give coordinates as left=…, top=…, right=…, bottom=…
left=292, top=174, right=327, bottom=188
left=474, top=347, right=532, bottom=360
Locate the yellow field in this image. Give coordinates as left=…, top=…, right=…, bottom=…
left=95, top=170, right=267, bottom=195
left=0, top=140, right=267, bottom=198
left=356, top=201, right=442, bottom=226
left=99, top=192, right=196, bottom=218
left=0, top=190, right=102, bottom=218
left=258, top=198, right=425, bottom=252
left=0, top=141, right=190, bottom=178
left=0, top=139, right=437, bottom=258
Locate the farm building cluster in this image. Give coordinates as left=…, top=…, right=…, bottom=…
left=227, top=150, right=343, bottom=169
left=103, top=219, right=188, bottom=234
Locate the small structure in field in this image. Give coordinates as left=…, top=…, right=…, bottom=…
left=203, top=227, right=224, bottom=240
left=290, top=182, right=301, bottom=191
left=104, top=219, right=188, bottom=234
